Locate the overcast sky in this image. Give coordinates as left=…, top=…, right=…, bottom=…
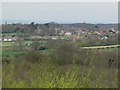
left=2, top=2, right=118, bottom=24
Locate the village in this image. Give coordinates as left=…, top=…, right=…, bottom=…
left=1, top=25, right=119, bottom=46
left=0, top=28, right=119, bottom=48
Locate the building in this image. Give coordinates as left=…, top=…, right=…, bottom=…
left=64, top=32, right=72, bottom=36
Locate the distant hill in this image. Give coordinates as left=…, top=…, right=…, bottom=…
left=61, top=23, right=99, bottom=31
left=96, top=24, right=118, bottom=30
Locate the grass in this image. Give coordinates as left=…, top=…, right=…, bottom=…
left=98, top=47, right=118, bottom=52
left=2, top=51, right=24, bottom=57
left=2, top=42, right=14, bottom=47
left=2, top=48, right=51, bottom=57
left=2, top=40, right=47, bottom=47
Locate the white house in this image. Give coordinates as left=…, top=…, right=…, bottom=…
left=64, top=32, right=72, bottom=36
left=8, top=39, right=12, bottom=41
left=101, top=36, right=108, bottom=40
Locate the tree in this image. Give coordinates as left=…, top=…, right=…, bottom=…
left=30, top=22, right=35, bottom=26
left=31, top=39, right=40, bottom=51
left=50, top=42, right=78, bottom=65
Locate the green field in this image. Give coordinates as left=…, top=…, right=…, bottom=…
left=2, top=44, right=119, bottom=58
left=2, top=40, right=47, bottom=47
left=2, top=42, right=14, bottom=47
left=98, top=47, right=118, bottom=52
left=2, top=51, right=24, bottom=57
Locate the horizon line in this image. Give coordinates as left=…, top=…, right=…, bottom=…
left=1, top=20, right=118, bottom=25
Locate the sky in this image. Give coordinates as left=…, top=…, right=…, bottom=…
left=2, top=2, right=118, bottom=24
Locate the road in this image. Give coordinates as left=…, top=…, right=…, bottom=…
left=81, top=45, right=120, bottom=49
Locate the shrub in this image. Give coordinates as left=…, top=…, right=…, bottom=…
left=24, top=50, right=41, bottom=63
left=50, top=43, right=77, bottom=65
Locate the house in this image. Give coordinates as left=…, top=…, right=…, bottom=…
left=8, top=39, right=12, bottom=41
left=52, top=37, right=57, bottom=40
left=109, top=28, right=116, bottom=33
left=101, top=36, right=108, bottom=40
left=0, top=38, right=2, bottom=41
left=64, top=32, right=72, bottom=36
left=3, top=38, right=8, bottom=42
left=60, top=30, right=64, bottom=35
left=93, top=31, right=101, bottom=35
left=2, top=36, right=18, bottom=42
left=51, top=36, right=58, bottom=40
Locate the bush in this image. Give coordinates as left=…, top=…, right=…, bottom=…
left=24, top=51, right=41, bottom=63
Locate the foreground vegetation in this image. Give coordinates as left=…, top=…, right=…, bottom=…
left=3, top=60, right=118, bottom=88
left=2, top=41, right=118, bottom=88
